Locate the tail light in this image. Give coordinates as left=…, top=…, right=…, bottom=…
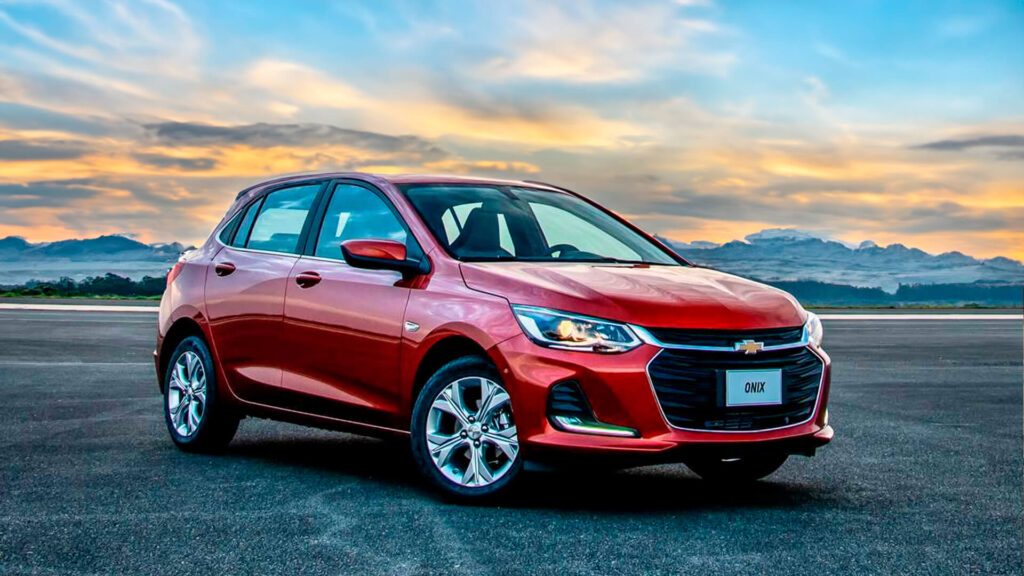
left=166, top=261, right=185, bottom=288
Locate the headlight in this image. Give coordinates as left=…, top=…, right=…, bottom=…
left=805, top=311, right=823, bottom=347
left=511, top=305, right=640, bottom=353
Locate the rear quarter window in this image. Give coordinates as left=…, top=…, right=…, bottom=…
left=230, top=199, right=262, bottom=247
left=218, top=210, right=243, bottom=244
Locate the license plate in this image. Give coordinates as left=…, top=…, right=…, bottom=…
left=725, top=369, right=782, bottom=407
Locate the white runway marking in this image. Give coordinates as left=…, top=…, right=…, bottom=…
left=0, top=303, right=159, bottom=312
left=0, top=303, right=1020, bottom=320
left=817, top=314, right=1021, bottom=320
left=0, top=361, right=153, bottom=366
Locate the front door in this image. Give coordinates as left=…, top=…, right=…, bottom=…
left=281, top=181, right=416, bottom=426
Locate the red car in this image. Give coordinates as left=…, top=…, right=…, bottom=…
left=157, top=173, right=832, bottom=499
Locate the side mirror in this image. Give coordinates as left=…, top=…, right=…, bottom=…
left=340, top=239, right=429, bottom=279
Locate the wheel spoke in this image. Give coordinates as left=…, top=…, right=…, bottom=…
left=184, top=352, right=199, bottom=382
left=459, top=446, right=494, bottom=486
left=192, top=371, right=206, bottom=393
left=427, top=431, right=456, bottom=445
left=461, top=447, right=481, bottom=486
left=187, top=401, right=200, bottom=433
left=476, top=379, right=495, bottom=416
left=483, top=427, right=519, bottom=460
left=168, top=373, right=188, bottom=393
left=171, top=397, right=187, bottom=418
left=428, top=434, right=466, bottom=468
left=174, top=362, right=189, bottom=390
left=447, top=384, right=472, bottom=420
left=476, top=383, right=509, bottom=421
left=474, top=449, right=493, bottom=484
left=434, top=387, right=470, bottom=427
left=171, top=397, right=188, bottom=430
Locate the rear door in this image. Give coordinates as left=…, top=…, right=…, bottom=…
left=280, top=180, right=419, bottom=425
left=205, top=181, right=324, bottom=403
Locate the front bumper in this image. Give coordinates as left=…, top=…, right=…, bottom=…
left=492, top=334, right=832, bottom=461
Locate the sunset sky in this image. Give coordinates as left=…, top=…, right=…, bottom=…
left=0, top=0, right=1022, bottom=259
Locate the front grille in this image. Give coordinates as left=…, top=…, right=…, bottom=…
left=645, top=325, right=804, bottom=348
left=648, top=346, right=822, bottom=431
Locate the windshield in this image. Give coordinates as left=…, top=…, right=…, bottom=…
left=400, top=185, right=681, bottom=265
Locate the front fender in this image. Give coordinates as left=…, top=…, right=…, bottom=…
left=398, top=275, right=522, bottom=419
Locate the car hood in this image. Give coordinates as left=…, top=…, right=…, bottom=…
left=460, top=262, right=806, bottom=330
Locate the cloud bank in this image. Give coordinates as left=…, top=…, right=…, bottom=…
left=0, top=0, right=1021, bottom=260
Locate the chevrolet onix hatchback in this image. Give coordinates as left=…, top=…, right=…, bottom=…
left=157, top=173, right=832, bottom=499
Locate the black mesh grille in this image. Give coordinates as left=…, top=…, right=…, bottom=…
left=547, top=381, right=591, bottom=419
left=645, top=325, right=804, bottom=348
left=648, top=346, right=822, bottom=431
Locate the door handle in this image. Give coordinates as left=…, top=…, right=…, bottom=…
left=214, top=262, right=236, bottom=277
left=295, top=271, right=322, bottom=288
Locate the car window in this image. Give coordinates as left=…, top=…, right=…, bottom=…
left=230, top=198, right=262, bottom=247
left=314, top=183, right=408, bottom=260
left=218, top=209, right=244, bottom=244
left=497, top=214, right=514, bottom=255
left=402, top=185, right=678, bottom=264
left=530, top=203, right=638, bottom=261
left=246, top=184, right=320, bottom=254
left=441, top=208, right=461, bottom=242
left=439, top=202, right=515, bottom=255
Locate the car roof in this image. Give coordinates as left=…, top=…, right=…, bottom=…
left=379, top=173, right=559, bottom=189
left=235, top=172, right=564, bottom=200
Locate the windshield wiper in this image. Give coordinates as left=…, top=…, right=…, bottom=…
left=560, top=257, right=653, bottom=265
left=461, top=256, right=518, bottom=262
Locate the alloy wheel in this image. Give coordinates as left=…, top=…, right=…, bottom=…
left=167, top=350, right=207, bottom=437
left=425, top=376, right=518, bottom=488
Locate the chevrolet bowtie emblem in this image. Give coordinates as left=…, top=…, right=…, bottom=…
left=735, top=340, right=764, bottom=355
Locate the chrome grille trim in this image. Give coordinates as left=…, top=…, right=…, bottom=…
left=629, top=324, right=809, bottom=352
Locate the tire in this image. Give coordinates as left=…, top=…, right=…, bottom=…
left=410, top=356, right=522, bottom=501
left=163, top=335, right=240, bottom=453
left=684, top=452, right=788, bottom=483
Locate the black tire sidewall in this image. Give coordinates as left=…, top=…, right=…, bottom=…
left=410, top=356, right=523, bottom=500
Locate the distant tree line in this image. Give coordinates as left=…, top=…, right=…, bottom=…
left=0, top=273, right=165, bottom=298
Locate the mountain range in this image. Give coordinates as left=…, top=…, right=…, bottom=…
left=0, top=230, right=1020, bottom=305
left=0, top=235, right=188, bottom=261
left=656, top=229, right=1023, bottom=293
left=0, top=235, right=191, bottom=285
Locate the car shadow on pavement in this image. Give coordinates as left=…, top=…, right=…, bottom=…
left=219, top=432, right=842, bottom=513
left=507, top=467, right=838, bottom=513
left=224, top=433, right=420, bottom=483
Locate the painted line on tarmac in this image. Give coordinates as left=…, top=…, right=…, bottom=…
left=0, top=303, right=159, bottom=312
left=817, top=314, right=1021, bottom=320
left=0, top=361, right=154, bottom=366
left=0, top=303, right=1020, bottom=320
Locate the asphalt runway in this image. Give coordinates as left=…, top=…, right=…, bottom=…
left=0, top=310, right=1020, bottom=575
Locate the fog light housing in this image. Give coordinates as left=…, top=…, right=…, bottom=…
left=547, top=381, right=639, bottom=438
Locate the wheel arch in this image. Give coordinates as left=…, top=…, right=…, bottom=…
left=157, top=316, right=208, bottom=393
left=408, top=334, right=504, bottom=416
